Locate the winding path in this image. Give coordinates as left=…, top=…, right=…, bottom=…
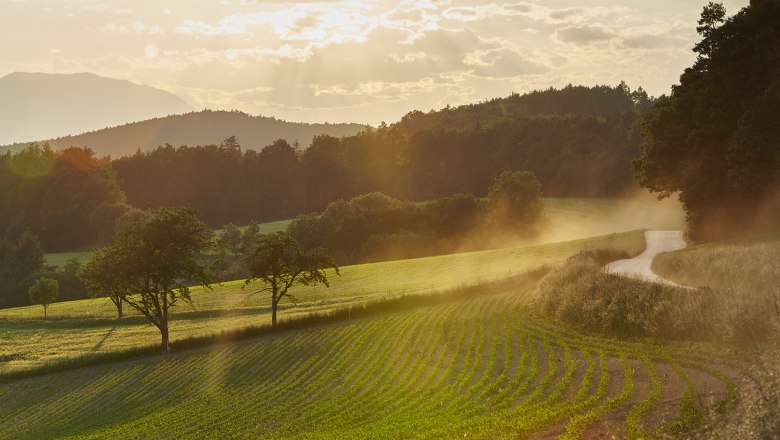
left=606, top=230, right=686, bottom=284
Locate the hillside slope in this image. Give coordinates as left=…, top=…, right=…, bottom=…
left=0, top=72, right=193, bottom=146
left=3, top=110, right=367, bottom=158
left=0, top=275, right=737, bottom=439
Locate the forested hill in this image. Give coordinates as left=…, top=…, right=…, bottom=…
left=2, top=110, right=367, bottom=158
left=113, top=83, right=654, bottom=227
left=392, top=83, right=653, bottom=135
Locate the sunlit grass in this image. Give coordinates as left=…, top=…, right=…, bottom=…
left=0, top=230, right=645, bottom=372
left=0, top=276, right=736, bottom=440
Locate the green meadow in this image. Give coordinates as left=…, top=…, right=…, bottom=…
left=1, top=231, right=644, bottom=373
left=0, top=255, right=737, bottom=439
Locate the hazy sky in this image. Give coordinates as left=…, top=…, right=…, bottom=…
left=1, top=0, right=749, bottom=125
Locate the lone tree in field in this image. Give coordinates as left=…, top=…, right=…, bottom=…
left=113, top=207, right=213, bottom=352
left=79, top=246, right=128, bottom=318
left=28, top=277, right=59, bottom=319
left=243, top=232, right=338, bottom=325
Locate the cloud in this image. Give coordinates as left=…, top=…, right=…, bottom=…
left=555, top=25, right=615, bottom=46
left=620, top=34, right=682, bottom=50
left=467, top=49, right=547, bottom=78
left=441, top=2, right=535, bottom=22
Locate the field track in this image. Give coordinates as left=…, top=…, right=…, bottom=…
left=606, top=231, right=687, bottom=284
left=0, top=288, right=740, bottom=439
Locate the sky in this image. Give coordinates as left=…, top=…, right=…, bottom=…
left=0, top=0, right=750, bottom=125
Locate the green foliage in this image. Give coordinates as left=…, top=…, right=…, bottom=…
left=28, top=277, right=58, bottom=318
left=49, top=258, right=87, bottom=303
left=0, top=230, right=45, bottom=308
left=243, top=232, right=338, bottom=325
left=216, top=222, right=242, bottom=256
left=109, top=207, right=213, bottom=351
left=633, top=1, right=780, bottom=241
left=288, top=187, right=542, bottom=264
left=0, top=145, right=128, bottom=251
left=79, top=248, right=127, bottom=318
left=113, top=84, right=650, bottom=228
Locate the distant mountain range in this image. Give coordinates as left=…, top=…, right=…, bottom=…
left=0, top=72, right=367, bottom=158
left=0, top=72, right=194, bottom=146
left=2, top=110, right=368, bottom=158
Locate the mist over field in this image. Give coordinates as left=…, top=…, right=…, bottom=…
left=1, top=0, right=779, bottom=439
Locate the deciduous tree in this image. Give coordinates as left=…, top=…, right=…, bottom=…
left=28, top=277, right=58, bottom=319
left=243, top=232, right=338, bottom=325
left=80, top=246, right=128, bottom=318
left=112, top=207, right=212, bottom=352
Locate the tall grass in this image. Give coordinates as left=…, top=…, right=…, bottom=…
left=653, top=243, right=780, bottom=343
left=534, top=246, right=778, bottom=343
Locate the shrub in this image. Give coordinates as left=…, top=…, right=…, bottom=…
left=533, top=247, right=774, bottom=343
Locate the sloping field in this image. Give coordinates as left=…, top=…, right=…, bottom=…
left=0, top=288, right=738, bottom=439
left=0, top=231, right=645, bottom=373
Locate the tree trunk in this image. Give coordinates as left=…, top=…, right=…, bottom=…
left=43, top=304, right=47, bottom=319
left=271, top=300, right=278, bottom=326
left=160, top=322, right=170, bottom=353
left=114, top=298, right=123, bottom=319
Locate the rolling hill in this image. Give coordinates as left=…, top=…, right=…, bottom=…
left=2, top=109, right=367, bottom=158
left=0, top=72, right=193, bottom=146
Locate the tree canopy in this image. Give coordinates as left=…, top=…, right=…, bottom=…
left=109, top=207, right=213, bottom=352
left=633, top=0, right=780, bottom=241
left=28, top=277, right=58, bottom=319
left=243, top=232, right=338, bottom=325
left=80, top=246, right=129, bottom=318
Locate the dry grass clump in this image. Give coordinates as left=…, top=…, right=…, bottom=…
left=535, top=249, right=709, bottom=339
left=653, top=242, right=780, bottom=343
left=535, top=246, right=779, bottom=343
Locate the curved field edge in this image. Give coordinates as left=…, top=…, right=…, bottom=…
left=0, top=288, right=740, bottom=440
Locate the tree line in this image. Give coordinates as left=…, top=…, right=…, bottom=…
left=114, top=83, right=651, bottom=227
left=287, top=171, right=543, bottom=264
left=1, top=83, right=651, bottom=255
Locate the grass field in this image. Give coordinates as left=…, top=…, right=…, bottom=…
left=43, top=251, right=93, bottom=268
left=0, top=281, right=739, bottom=439
left=42, top=196, right=681, bottom=268
left=0, top=231, right=645, bottom=373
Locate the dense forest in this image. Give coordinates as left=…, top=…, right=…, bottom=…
left=0, top=146, right=137, bottom=251
left=1, top=83, right=654, bottom=252
left=634, top=0, right=780, bottom=241
left=115, top=83, right=653, bottom=227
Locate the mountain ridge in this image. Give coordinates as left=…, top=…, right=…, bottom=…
left=0, top=72, right=194, bottom=145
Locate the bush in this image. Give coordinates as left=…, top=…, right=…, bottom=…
left=533, top=248, right=773, bottom=343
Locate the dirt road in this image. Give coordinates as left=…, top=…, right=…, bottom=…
left=606, top=230, right=686, bottom=284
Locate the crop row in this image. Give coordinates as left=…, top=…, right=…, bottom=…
left=0, top=289, right=739, bottom=439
